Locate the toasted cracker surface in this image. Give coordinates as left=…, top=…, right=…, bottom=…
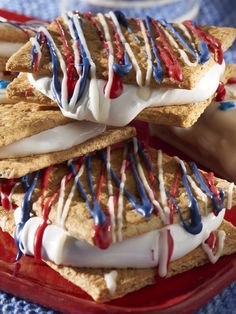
left=7, top=73, right=57, bottom=106
left=0, top=56, right=10, bottom=71
left=0, top=102, right=70, bottom=148
left=0, top=23, right=35, bottom=43
left=6, top=14, right=236, bottom=90
left=1, top=208, right=236, bottom=303
left=0, top=127, right=135, bottom=178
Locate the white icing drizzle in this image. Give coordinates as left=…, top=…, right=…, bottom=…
left=117, top=146, right=128, bottom=242
left=187, top=174, right=208, bottom=213
left=202, top=230, right=226, bottom=263
left=97, top=13, right=114, bottom=99
left=56, top=176, right=66, bottom=225
left=108, top=11, right=143, bottom=86
left=7, top=182, right=21, bottom=211
left=227, top=182, right=234, bottom=210
left=30, top=37, right=42, bottom=62
left=157, top=150, right=170, bottom=224
left=57, top=161, right=85, bottom=227
left=70, top=12, right=102, bottom=121
left=177, top=23, right=193, bottom=41
left=132, top=139, right=166, bottom=224
left=177, top=158, right=208, bottom=211
left=104, top=270, right=118, bottom=295
left=38, top=26, right=69, bottom=110
left=159, top=24, right=197, bottom=67
left=106, top=146, right=116, bottom=243
left=139, top=19, right=152, bottom=86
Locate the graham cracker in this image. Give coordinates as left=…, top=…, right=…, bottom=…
left=0, top=56, right=10, bottom=72
left=137, top=96, right=213, bottom=128
left=8, top=144, right=235, bottom=248
left=0, top=102, right=70, bottom=148
left=6, top=14, right=236, bottom=90
left=0, top=127, right=136, bottom=178
left=137, top=63, right=236, bottom=127
left=6, top=73, right=57, bottom=106
left=0, top=22, right=35, bottom=43
left=1, top=208, right=236, bottom=303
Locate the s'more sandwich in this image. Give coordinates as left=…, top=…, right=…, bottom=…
left=0, top=19, right=44, bottom=102
left=6, top=11, right=236, bottom=127
left=150, top=64, right=236, bottom=183
left=1, top=134, right=236, bottom=302
left=0, top=101, right=134, bottom=178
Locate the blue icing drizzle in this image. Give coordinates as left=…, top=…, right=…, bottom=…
left=114, top=10, right=128, bottom=28
left=177, top=161, right=203, bottom=235
left=144, top=16, right=163, bottom=83
left=114, top=10, right=141, bottom=44
left=159, top=19, right=210, bottom=64
left=0, top=80, right=10, bottom=90
left=67, top=14, right=91, bottom=103
left=31, top=13, right=90, bottom=109
left=218, top=101, right=236, bottom=111
left=198, top=41, right=211, bottom=64
left=190, top=162, right=224, bottom=213
left=137, top=141, right=153, bottom=172
left=14, top=171, right=41, bottom=260
left=111, top=12, right=133, bottom=77
left=98, top=147, right=153, bottom=217
left=67, top=157, right=107, bottom=226
left=112, top=54, right=132, bottom=77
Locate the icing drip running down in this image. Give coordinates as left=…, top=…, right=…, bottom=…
left=1, top=138, right=228, bottom=271
left=30, top=11, right=223, bottom=122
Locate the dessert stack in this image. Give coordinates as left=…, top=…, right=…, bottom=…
left=1, top=11, right=236, bottom=303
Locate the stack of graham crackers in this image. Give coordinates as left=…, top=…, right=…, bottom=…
left=0, top=11, right=236, bottom=303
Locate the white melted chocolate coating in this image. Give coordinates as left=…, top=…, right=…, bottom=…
left=0, top=121, right=105, bottom=158
left=28, top=62, right=225, bottom=126
left=15, top=208, right=225, bottom=276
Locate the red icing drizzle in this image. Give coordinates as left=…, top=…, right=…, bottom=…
left=215, top=81, right=226, bottom=102
left=85, top=12, right=123, bottom=99
left=0, top=180, right=17, bottom=210
left=54, top=19, right=79, bottom=100
left=169, top=166, right=180, bottom=224
left=34, top=167, right=52, bottom=261
left=150, top=18, right=183, bottom=82
left=204, top=172, right=220, bottom=199
left=205, top=231, right=216, bottom=250
left=93, top=161, right=112, bottom=249
left=33, top=32, right=46, bottom=73
left=227, top=77, right=236, bottom=84
left=33, top=160, right=83, bottom=260
left=183, top=21, right=223, bottom=64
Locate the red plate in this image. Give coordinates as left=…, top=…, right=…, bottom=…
left=0, top=10, right=235, bottom=313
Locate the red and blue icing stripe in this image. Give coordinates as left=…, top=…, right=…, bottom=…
left=160, top=19, right=210, bottom=64
left=30, top=11, right=224, bottom=109
left=144, top=16, right=163, bottom=83
left=183, top=20, right=223, bottom=64
left=190, top=162, right=224, bottom=214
